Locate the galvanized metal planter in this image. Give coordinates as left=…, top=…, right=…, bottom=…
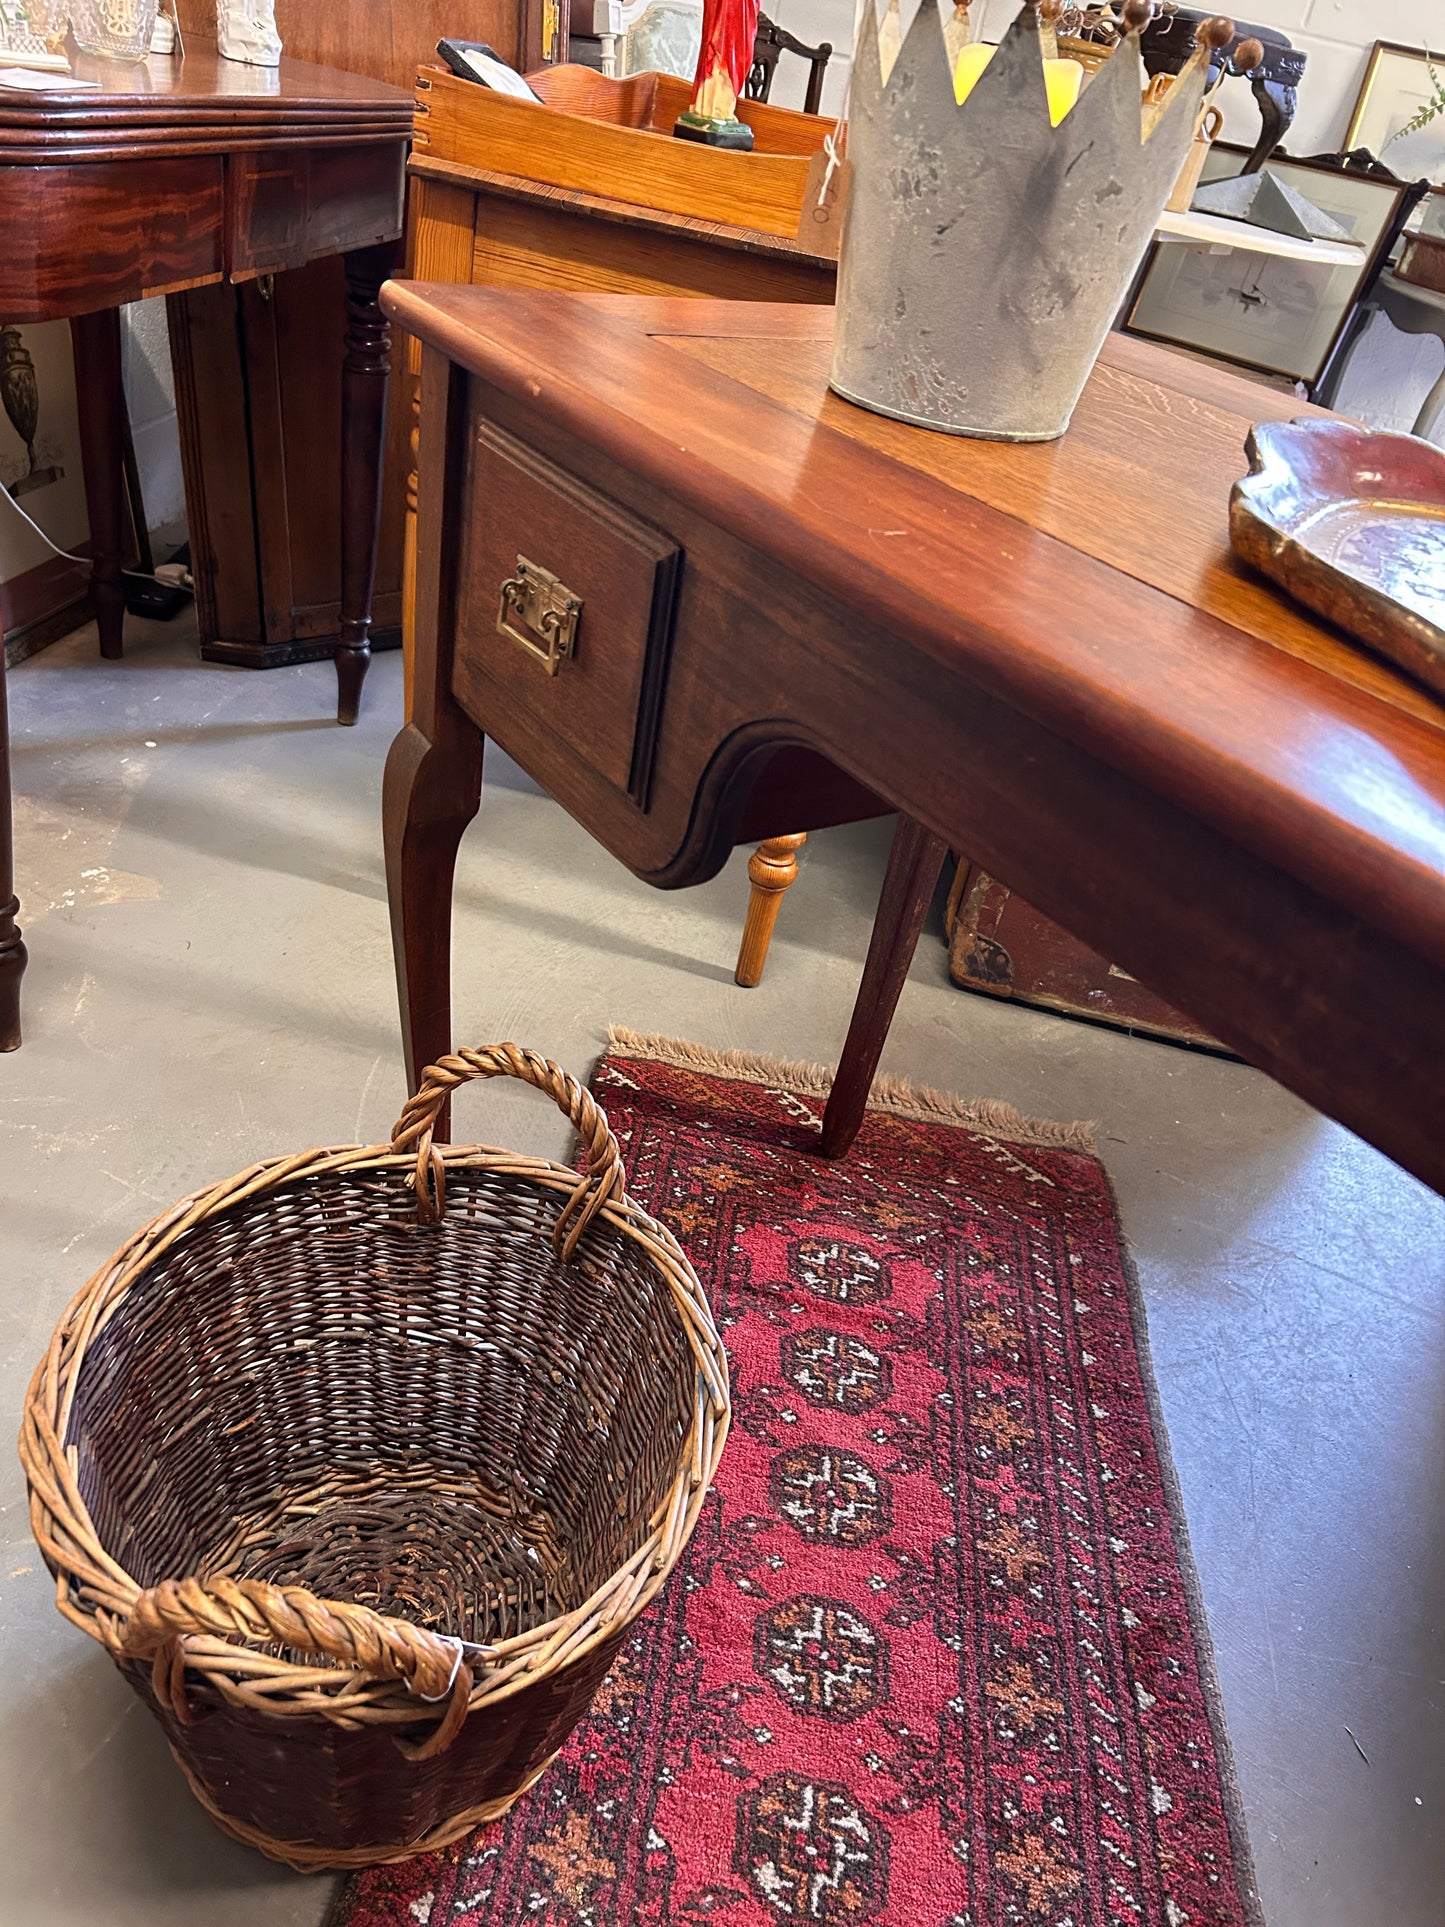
left=831, top=1, right=1207, bottom=442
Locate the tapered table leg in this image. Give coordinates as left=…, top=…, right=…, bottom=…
left=0, top=644, right=27, bottom=1051
left=819, top=814, right=949, bottom=1159
left=336, top=240, right=400, bottom=726
left=383, top=722, right=483, bottom=1136
left=69, top=308, right=126, bottom=662
left=387, top=347, right=481, bottom=1140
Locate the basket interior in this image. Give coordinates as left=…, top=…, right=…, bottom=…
left=67, top=1164, right=695, bottom=1651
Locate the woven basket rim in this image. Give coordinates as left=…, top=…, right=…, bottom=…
left=20, top=1132, right=731, bottom=1738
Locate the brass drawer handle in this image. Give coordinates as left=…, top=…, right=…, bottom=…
left=496, top=557, right=582, bottom=676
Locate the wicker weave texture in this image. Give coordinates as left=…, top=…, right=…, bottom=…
left=20, top=1045, right=730, bottom=1869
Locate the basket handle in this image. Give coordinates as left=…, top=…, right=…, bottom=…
left=117, top=1572, right=475, bottom=1757
left=389, top=1043, right=625, bottom=1260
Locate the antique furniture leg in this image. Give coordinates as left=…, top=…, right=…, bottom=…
left=69, top=308, right=127, bottom=662
left=0, top=642, right=25, bottom=1050
left=336, top=240, right=399, bottom=726
left=384, top=350, right=482, bottom=1136
left=735, top=831, right=806, bottom=986
left=403, top=175, right=484, bottom=720
left=1242, top=76, right=1295, bottom=173
left=819, top=814, right=949, bottom=1160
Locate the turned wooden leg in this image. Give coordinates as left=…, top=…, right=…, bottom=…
left=819, top=814, right=949, bottom=1159
left=735, top=832, right=807, bottom=987
left=336, top=240, right=399, bottom=726
left=0, top=646, right=26, bottom=1051
left=69, top=308, right=126, bottom=662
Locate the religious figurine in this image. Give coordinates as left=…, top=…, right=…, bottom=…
left=674, top=0, right=760, bottom=150
left=217, top=0, right=281, bottom=67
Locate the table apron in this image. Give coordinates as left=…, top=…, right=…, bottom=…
left=0, top=156, right=226, bottom=317
left=0, top=142, right=407, bottom=318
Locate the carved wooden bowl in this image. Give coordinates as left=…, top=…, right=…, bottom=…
left=1230, top=418, right=1445, bottom=702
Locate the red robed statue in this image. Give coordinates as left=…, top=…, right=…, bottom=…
left=674, top=0, right=760, bottom=147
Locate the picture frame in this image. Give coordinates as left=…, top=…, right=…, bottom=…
left=1345, top=41, right=1445, bottom=187
left=1123, top=146, right=1412, bottom=390
left=0, top=318, right=93, bottom=657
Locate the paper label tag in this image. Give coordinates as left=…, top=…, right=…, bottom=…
left=795, top=150, right=852, bottom=259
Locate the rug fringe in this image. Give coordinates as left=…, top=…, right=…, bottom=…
left=606, top=1027, right=1097, bottom=1155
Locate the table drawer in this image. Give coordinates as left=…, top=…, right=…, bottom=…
left=453, top=420, right=681, bottom=804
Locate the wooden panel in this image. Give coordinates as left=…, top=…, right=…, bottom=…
left=452, top=417, right=679, bottom=801
left=0, top=159, right=224, bottom=320
left=531, top=64, right=831, bottom=158
left=945, top=865, right=1221, bottom=1049
left=413, top=67, right=823, bottom=238
left=228, top=142, right=406, bottom=279
left=470, top=192, right=834, bottom=302
left=405, top=175, right=479, bottom=385
left=238, top=277, right=296, bottom=643
left=0, top=551, right=92, bottom=663
left=183, top=0, right=553, bottom=82
left=171, top=259, right=407, bottom=660
left=167, top=282, right=264, bottom=644
left=272, top=255, right=407, bottom=623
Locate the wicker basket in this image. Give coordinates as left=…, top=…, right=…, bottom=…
left=20, top=1044, right=729, bottom=1871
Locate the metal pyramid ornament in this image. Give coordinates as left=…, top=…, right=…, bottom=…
left=1192, top=167, right=1353, bottom=243
left=831, top=0, right=1216, bottom=441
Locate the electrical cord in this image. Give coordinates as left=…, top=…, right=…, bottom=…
left=1, top=479, right=192, bottom=590
left=2, top=478, right=90, bottom=563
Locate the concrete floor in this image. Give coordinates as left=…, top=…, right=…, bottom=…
left=1, top=617, right=1441, bottom=1926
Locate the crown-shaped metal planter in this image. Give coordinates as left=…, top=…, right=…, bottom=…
left=832, top=1, right=1214, bottom=440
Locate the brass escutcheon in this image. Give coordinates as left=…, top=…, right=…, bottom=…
left=496, top=557, right=583, bottom=675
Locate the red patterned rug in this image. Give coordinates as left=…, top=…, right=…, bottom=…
left=333, top=1033, right=1259, bottom=1927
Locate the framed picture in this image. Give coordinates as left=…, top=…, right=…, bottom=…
left=0, top=318, right=92, bottom=654
left=1346, top=41, right=1445, bottom=186
left=1124, top=148, right=1412, bottom=389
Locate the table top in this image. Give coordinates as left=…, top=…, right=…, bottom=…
left=387, top=285, right=1445, bottom=980
left=0, top=40, right=412, bottom=162
left=1156, top=205, right=1367, bottom=269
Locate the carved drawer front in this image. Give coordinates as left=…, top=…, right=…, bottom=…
left=454, top=420, right=681, bottom=805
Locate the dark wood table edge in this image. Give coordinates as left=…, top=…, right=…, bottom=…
left=381, top=282, right=1445, bottom=969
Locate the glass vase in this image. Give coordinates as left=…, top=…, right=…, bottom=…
left=0, top=0, right=68, bottom=58
left=69, top=0, right=157, bottom=61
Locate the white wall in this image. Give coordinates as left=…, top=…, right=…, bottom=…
left=0, top=297, right=186, bottom=627
left=760, top=0, right=858, bottom=113
left=773, top=0, right=1441, bottom=151
left=0, top=319, right=92, bottom=586
left=122, top=298, right=187, bottom=541
left=762, top=0, right=1445, bottom=427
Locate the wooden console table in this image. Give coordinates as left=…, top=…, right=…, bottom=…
left=0, top=44, right=412, bottom=1050
left=0, top=42, right=410, bottom=718
left=382, top=285, right=1445, bottom=1185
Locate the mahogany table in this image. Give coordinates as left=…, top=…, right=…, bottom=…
left=380, top=286, right=1445, bottom=1188
left=0, top=41, right=411, bottom=1049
